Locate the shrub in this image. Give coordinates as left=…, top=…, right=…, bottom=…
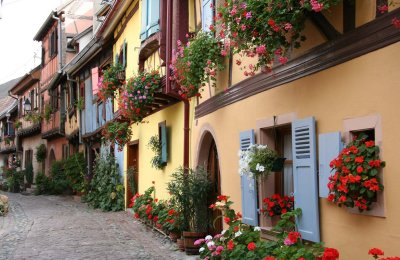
left=35, top=172, right=53, bottom=195
left=4, top=168, right=24, bottom=193
left=64, top=152, right=87, bottom=193
left=84, top=150, right=124, bottom=211
left=50, top=161, right=71, bottom=195
left=35, top=144, right=46, bottom=163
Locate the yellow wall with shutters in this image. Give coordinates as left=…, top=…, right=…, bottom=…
left=192, top=1, right=400, bottom=259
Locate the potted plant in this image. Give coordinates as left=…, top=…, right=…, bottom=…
left=169, top=32, right=225, bottom=98
left=215, top=0, right=341, bottom=75
left=239, top=144, right=285, bottom=179
left=327, top=134, right=386, bottom=211
left=118, top=70, right=162, bottom=124
left=15, top=120, right=22, bottom=129
left=147, top=135, right=165, bottom=170
left=98, top=62, right=125, bottom=101
left=167, top=167, right=212, bottom=255
left=262, top=194, right=294, bottom=226
left=43, top=104, right=53, bottom=122
left=102, top=121, right=132, bottom=151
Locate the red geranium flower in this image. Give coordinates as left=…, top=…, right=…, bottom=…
left=368, top=247, right=384, bottom=257
left=247, top=242, right=256, bottom=251
left=321, top=247, right=339, bottom=260
left=227, top=240, right=234, bottom=250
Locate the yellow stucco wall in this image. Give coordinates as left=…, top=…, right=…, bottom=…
left=191, top=42, right=400, bottom=258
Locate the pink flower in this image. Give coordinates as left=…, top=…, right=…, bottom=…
left=240, top=3, right=247, bottom=9
left=279, top=56, right=288, bottom=64
left=230, top=8, right=237, bottom=16
left=256, top=45, right=266, bottom=55
left=245, top=12, right=252, bottom=19
left=310, top=0, right=324, bottom=12
left=392, top=17, right=400, bottom=29
left=221, top=50, right=228, bottom=56
left=377, top=5, right=388, bottom=14
left=216, top=246, right=224, bottom=252
left=284, top=238, right=295, bottom=246
left=241, top=24, right=246, bottom=31
left=210, top=2, right=214, bottom=8
left=284, top=23, right=293, bottom=31
left=194, top=239, right=205, bottom=245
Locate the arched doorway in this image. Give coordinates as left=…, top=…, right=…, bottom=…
left=197, top=130, right=222, bottom=235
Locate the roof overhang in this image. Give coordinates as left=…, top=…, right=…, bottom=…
left=33, top=11, right=58, bottom=41
left=10, top=65, right=41, bottom=95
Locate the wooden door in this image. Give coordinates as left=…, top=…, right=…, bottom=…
left=127, top=142, right=139, bottom=200
left=207, top=139, right=222, bottom=235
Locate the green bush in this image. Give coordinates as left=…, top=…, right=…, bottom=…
left=25, top=163, right=34, bottom=185
left=64, top=152, right=87, bottom=193
left=4, top=168, right=24, bottom=193
left=36, top=144, right=46, bottom=163
left=84, top=150, right=124, bottom=211
left=35, top=172, right=53, bottom=195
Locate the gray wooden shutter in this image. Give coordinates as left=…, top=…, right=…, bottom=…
left=140, top=0, right=148, bottom=41
left=240, top=129, right=259, bottom=226
left=202, top=0, right=213, bottom=32
left=147, top=0, right=160, bottom=36
left=292, top=117, right=320, bottom=242
left=318, top=132, right=342, bottom=198
left=160, top=123, right=167, bottom=164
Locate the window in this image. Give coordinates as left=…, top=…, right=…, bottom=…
left=50, top=87, right=59, bottom=111
left=140, top=0, right=160, bottom=42
left=62, top=144, right=69, bottom=160
left=48, top=29, right=58, bottom=58
left=30, top=90, right=35, bottom=110
left=202, top=0, right=214, bottom=32
left=66, top=37, right=75, bottom=52
left=79, top=81, right=85, bottom=108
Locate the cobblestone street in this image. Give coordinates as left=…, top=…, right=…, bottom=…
left=0, top=192, right=197, bottom=260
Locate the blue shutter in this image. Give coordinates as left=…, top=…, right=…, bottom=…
left=202, top=0, right=213, bottom=32
left=147, top=0, right=160, bottom=36
left=140, top=0, right=148, bottom=41
left=115, top=53, right=119, bottom=64
left=318, top=132, right=342, bottom=198
left=122, top=41, right=127, bottom=68
left=240, top=130, right=258, bottom=226
left=160, top=123, right=167, bottom=164
left=291, top=117, right=320, bottom=242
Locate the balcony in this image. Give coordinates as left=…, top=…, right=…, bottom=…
left=0, top=135, right=17, bottom=154
left=42, top=110, right=65, bottom=139
left=17, top=115, right=41, bottom=138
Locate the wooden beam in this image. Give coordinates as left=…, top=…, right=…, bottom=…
left=309, top=12, right=341, bottom=40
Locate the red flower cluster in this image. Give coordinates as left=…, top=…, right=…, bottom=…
left=327, top=135, right=385, bottom=212
left=369, top=248, right=384, bottom=257
left=317, top=247, right=339, bottom=260
left=247, top=242, right=256, bottom=251
left=262, top=194, right=294, bottom=217
left=287, top=231, right=301, bottom=243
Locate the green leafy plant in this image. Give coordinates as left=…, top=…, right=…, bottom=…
left=15, top=120, right=22, bottom=129
left=102, top=121, right=132, bottom=151
left=167, top=167, right=212, bottom=232
left=84, top=150, right=124, bottom=211
left=216, top=0, right=341, bottom=75
left=43, top=104, right=53, bottom=122
left=35, top=172, right=53, bottom=195
left=239, top=144, right=280, bottom=179
left=98, top=62, right=125, bottom=101
left=4, top=136, right=13, bottom=145
left=148, top=135, right=165, bottom=170
left=35, top=144, right=46, bottom=163
left=127, top=166, right=137, bottom=196
left=170, top=31, right=225, bottom=98
left=49, top=161, right=71, bottom=195
left=64, top=152, right=87, bottom=193
left=75, top=98, right=84, bottom=111
left=4, top=167, right=24, bottom=193
left=24, top=111, right=42, bottom=124
left=25, top=163, right=34, bottom=185
left=118, top=70, right=162, bottom=123
left=327, top=133, right=386, bottom=211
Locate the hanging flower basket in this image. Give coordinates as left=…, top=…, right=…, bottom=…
left=239, top=144, right=280, bottom=179
left=118, top=70, right=162, bottom=124
left=169, top=31, right=225, bottom=98
left=98, top=62, right=125, bottom=101
left=102, top=121, right=132, bottom=151
left=327, top=134, right=385, bottom=212
left=215, top=0, right=342, bottom=75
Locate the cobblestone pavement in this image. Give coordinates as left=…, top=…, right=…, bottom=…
left=0, top=192, right=198, bottom=260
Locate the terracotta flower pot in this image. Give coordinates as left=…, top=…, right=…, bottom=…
left=169, top=232, right=178, bottom=242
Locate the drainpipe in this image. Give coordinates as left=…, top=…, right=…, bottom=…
left=52, top=14, right=62, bottom=72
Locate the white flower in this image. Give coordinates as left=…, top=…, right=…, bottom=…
left=254, top=226, right=261, bottom=232
left=205, top=235, right=213, bottom=240
left=220, top=237, right=226, bottom=242
left=256, top=163, right=260, bottom=171
left=258, top=165, right=265, bottom=172
left=235, top=231, right=242, bottom=237
left=199, top=247, right=205, bottom=253
left=221, top=229, right=227, bottom=235
left=215, top=201, right=226, bottom=207
left=207, top=241, right=215, bottom=248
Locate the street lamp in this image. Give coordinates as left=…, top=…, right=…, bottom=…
left=23, top=98, right=31, bottom=112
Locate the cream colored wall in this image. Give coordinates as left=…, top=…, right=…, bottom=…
left=143, top=51, right=165, bottom=76
left=21, top=135, right=46, bottom=180
left=192, top=42, right=400, bottom=258
left=65, top=112, right=79, bottom=136
left=128, top=102, right=185, bottom=200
